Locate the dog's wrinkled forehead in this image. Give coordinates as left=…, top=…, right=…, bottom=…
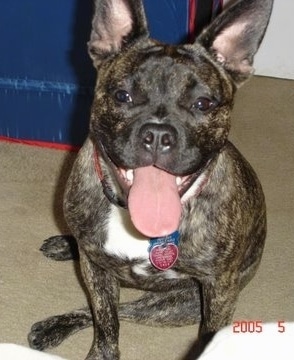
left=101, top=43, right=233, bottom=101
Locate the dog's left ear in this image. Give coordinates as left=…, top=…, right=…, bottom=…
left=197, top=0, right=273, bottom=86
left=88, top=0, right=148, bottom=67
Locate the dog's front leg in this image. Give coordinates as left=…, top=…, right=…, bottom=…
left=79, top=251, right=120, bottom=360
left=198, top=274, right=239, bottom=352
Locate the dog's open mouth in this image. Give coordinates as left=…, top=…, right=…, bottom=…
left=117, top=166, right=195, bottom=238
left=94, top=145, right=211, bottom=238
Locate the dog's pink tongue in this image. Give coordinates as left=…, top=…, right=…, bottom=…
left=128, top=166, right=181, bottom=237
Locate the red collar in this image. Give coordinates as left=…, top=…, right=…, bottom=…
left=93, top=148, right=127, bottom=208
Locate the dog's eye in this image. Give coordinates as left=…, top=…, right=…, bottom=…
left=192, top=97, right=217, bottom=113
left=114, top=90, right=133, bottom=103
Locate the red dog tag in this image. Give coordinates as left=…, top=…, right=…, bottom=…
left=149, top=231, right=179, bottom=271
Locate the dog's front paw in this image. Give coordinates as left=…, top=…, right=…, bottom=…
left=40, top=235, right=79, bottom=261
left=28, top=308, right=93, bottom=351
left=28, top=316, right=68, bottom=350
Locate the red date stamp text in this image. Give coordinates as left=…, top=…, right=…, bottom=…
left=233, top=320, right=286, bottom=333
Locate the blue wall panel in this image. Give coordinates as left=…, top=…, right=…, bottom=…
left=0, top=1, right=189, bottom=147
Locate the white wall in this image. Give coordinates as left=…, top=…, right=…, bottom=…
left=224, top=0, right=294, bottom=80
left=255, top=0, right=294, bottom=79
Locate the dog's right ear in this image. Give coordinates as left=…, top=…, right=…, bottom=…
left=88, top=0, right=149, bottom=66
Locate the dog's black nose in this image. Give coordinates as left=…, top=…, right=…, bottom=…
left=139, top=123, right=177, bottom=154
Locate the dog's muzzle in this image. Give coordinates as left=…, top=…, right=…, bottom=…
left=139, top=123, right=178, bottom=156
left=135, top=122, right=179, bottom=172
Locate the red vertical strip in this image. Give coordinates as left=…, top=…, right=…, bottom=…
left=188, top=0, right=197, bottom=43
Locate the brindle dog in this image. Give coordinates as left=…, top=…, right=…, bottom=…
left=28, top=0, right=273, bottom=358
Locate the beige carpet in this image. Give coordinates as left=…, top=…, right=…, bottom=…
left=0, top=76, right=293, bottom=360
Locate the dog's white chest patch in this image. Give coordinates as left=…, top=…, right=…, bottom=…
left=104, top=206, right=182, bottom=280
left=104, top=206, right=150, bottom=260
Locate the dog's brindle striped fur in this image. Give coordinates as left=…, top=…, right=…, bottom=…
left=28, top=0, right=273, bottom=358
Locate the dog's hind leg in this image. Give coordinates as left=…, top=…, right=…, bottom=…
left=28, top=307, right=92, bottom=350
left=119, top=285, right=201, bottom=327
left=40, top=235, right=79, bottom=261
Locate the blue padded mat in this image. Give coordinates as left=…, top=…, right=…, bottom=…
left=0, top=1, right=189, bottom=146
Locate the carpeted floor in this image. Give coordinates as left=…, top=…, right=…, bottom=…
left=0, top=76, right=293, bottom=360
